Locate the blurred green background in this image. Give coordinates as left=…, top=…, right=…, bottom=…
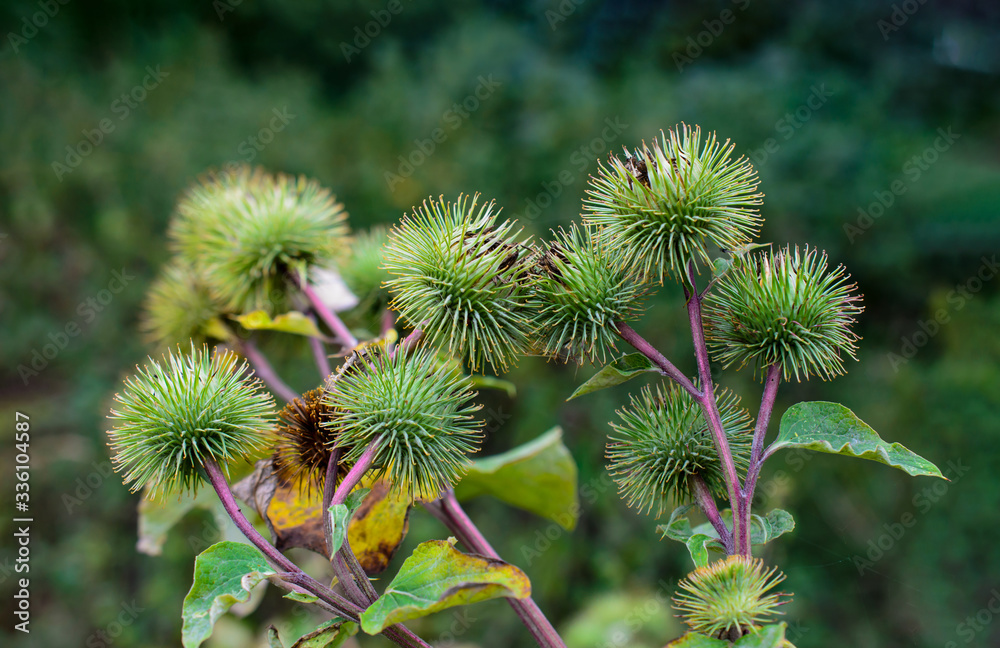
left=2, top=1, right=999, bottom=646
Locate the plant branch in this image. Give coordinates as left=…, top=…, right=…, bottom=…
left=308, top=314, right=332, bottom=378
left=737, top=364, right=782, bottom=555
left=614, top=321, right=700, bottom=398
left=202, top=459, right=357, bottom=618
left=240, top=339, right=298, bottom=403
left=683, top=271, right=742, bottom=555
left=299, top=277, right=358, bottom=350
left=205, top=459, right=431, bottom=648
left=330, top=437, right=382, bottom=604
left=691, top=475, right=731, bottom=554
left=428, top=491, right=568, bottom=648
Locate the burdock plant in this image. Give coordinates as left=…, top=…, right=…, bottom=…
left=109, top=126, right=944, bottom=648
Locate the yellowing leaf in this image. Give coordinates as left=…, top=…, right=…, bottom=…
left=235, top=310, right=325, bottom=338
left=347, top=479, right=411, bottom=574
left=359, top=539, right=531, bottom=634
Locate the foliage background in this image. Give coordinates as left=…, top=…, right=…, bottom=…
left=1, top=1, right=999, bottom=646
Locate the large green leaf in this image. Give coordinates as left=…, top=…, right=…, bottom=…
left=292, top=620, right=358, bottom=648
left=772, top=402, right=944, bottom=478
left=454, top=427, right=579, bottom=530
left=181, top=542, right=276, bottom=648
left=359, top=539, right=531, bottom=634
left=567, top=353, right=658, bottom=400
left=235, top=310, right=324, bottom=338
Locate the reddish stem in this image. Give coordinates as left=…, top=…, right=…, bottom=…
left=308, top=314, right=332, bottom=378
left=691, top=475, right=731, bottom=554
left=738, top=364, right=782, bottom=555
left=614, top=321, right=701, bottom=398
left=431, top=491, right=567, bottom=648
left=241, top=340, right=298, bottom=403
left=300, top=280, right=358, bottom=350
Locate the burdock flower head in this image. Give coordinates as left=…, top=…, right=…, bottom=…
left=383, top=194, right=531, bottom=372
left=272, top=388, right=346, bottom=493
left=606, top=383, right=752, bottom=516
left=704, top=245, right=864, bottom=382
left=584, top=124, right=763, bottom=284
left=169, top=165, right=349, bottom=314
left=672, top=555, right=789, bottom=639
left=108, top=344, right=275, bottom=498
left=527, top=223, right=648, bottom=363
left=325, top=345, right=483, bottom=500
left=141, top=259, right=231, bottom=348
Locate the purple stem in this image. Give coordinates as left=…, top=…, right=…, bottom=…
left=206, top=459, right=431, bottom=648
left=241, top=340, right=298, bottom=403
left=308, top=314, right=332, bottom=378
left=300, top=280, right=358, bottom=350
left=322, top=447, right=341, bottom=555
left=391, top=327, right=424, bottom=359
left=738, top=364, right=782, bottom=555
left=683, top=274, right=742, bottom=555
left=691, top=475, right=731, bottom=554
left=202, top=459, right=357, bottom=617
left=330, top=437, right=382, bottom=604
left=380, top=309, right=396, bottom=336
left=433, top=491, right=567, bottom=648
left=614, top=321, right=701, bottom=398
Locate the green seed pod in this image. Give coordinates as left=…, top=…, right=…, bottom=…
left=325, top=345, right=482, bottom=501
left=527, top=224, right=648, bottom=363
left=141, top=259, right=230, bottom=348
left=107, top=344, right=275, bottom=498
left=273, top=388, right=347, bottom=493
left=606, top=383, right=752, bottom=516
left=169, top=166, right=349, bottom=314
left=583, top=125, right=763, bottom=283
left=672, top=555, right=789, bottom=639
left=383, top=194, right=531, bottom=372
left=704, top=245, right=864, bottom=382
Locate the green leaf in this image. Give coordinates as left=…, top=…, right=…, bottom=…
left=771, top=402, right=944, bottom=478
left=734, top=623, right=789, bottom=647
left=181, top=542, right=276, bottom=648
left=138, top=487, right=249, bottom=556
left=234, top=310, right=324, bottom=338
left=328, top=487, right=371, bottom=555
left=712, top=257, right=733, bottom=277
left=359, top=539, right=531, bottom=634
left=686, top=534, right=714, bottom=568
left=469, top=374, right=517, bottom=398
left=291, top=620, right=358, bottom=648
left=658, top=506, right=795, bottom=562
left=454, top=427, right=579, bottom=530
left=748, top=510, right=795, bottom=545
left=282, top=591, right=319, bottom=604
left=666, top=632, right=730, bottom=647
left=568, top=353, right=659, bottom=400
